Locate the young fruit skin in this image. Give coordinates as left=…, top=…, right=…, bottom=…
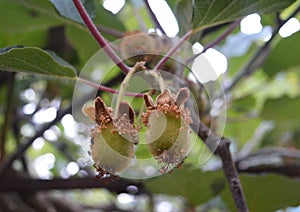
left=91, top=122, right=134, bottom=174
left=143, top=88, right=192, bottom=173
left=146, top=111, right=184, bottom=156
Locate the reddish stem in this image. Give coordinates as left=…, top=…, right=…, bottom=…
left=186, top=20, right=241, bottom=64
left=97, top=24, right=124, bottom=38
left=77, top=77, right=143, bottom=97
left=154, top=30, right=193, bottom=71
left=144, top=0, right=166, bottom=34
left=72, top=0, right=130, bottom=74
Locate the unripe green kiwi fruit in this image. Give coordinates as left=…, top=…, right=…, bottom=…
left=143, top=88, right=192, bottom=172
left=91, top=121, right=135, bottom=174
left=83, top=97, right=138, bottom=175
left=146, top=111, right=190, bottom=155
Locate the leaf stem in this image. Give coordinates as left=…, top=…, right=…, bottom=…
left=190, top=113, right=249, bottom=211
left=144, top=0, right=166, bottom=34
left=72, top=0, right=130, bottom=74
left=97, top=24, right=124, bottom=38
left=186, top=20, right=241, bottom=64
left=146, top=71, right=166, bottom=91
left=225, top=6, right=300, bottom=92
left=114, top=62, right=146, bottom=118
left=77, top=77, right=143, bottom=97
left=154, top=30, right=193, bottom=71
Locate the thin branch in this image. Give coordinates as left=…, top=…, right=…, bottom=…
left=189, top=109, right=248, bottom=211
left=72, top=0, right=130, bottom=74
left=96, top=73, right=124, bottom=96
left=217, top=139, right=248, bottom=212
left=201, top=22, right=234, bottom=39
left=239, top=164, right=300, bottom=177
left=186, top=20, right=241, bottom=64
left=144, top=0, right=166, bottom=34
left=77, top=77, right=144, bottom=97
left=114, top=61, right=145, bottom=118
left=0, top=176, right=147, bottom=195
left=225, top=6, right=300, bottom=92
left=236, top=147, right=300, bottom=177
left=154, top=30, right=193, bottom=71
left=97, top=24, right=124, bottom=38
left=0, top=72, right=15, bottom=161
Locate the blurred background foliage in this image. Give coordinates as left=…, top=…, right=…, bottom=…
left=0, top=0, right=300, bottom=211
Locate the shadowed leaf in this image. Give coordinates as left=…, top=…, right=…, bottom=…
left=0, top=47, right=76, bottom=78
left=222, top=174, right=300, bottom=211
left=145, top=166, right=225, bottom=206
left=261, top=96, right=300, bottom=121
left=193, top=0, right=294, bottom=30
left=263, top=31, right=300, bottom=76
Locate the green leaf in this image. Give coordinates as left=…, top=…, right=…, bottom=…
left=225, top=118, right=261, bottom=147
left=230, top=96, right=256, bottom=113
left=225, top=43, right=258, bottom=76
left=145, top=166, right=225, bottom=206
left=175, top=0, right=193, bottom=36
left=50, top=0, right=96, bottom=24
left=65, top=25, right=99, bottom=65
left=263, top=31, right=300, bottom=76
left=165, top=0, right=178, bottom=10
left=0, top=0, right=62, bottom=34
left=261, top=96, right=300, bottom=121
left=193, top=0, right=294, bottom=30
left=119, top=3, right=150, bottom=31
left=94, top=4, right=126, bottom=32
left=0, top=47, right=76, bottom=78
left=0, top=0, right=71, bottom=48
left=222, top=174, right=300, bottom=211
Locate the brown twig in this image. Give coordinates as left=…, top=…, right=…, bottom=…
left=236, top=147, right=300, bottom=177
left=190, top=110, right=248, bottom=211
left=217, top=139, right=248, bottom=212
left=0, top=177, right=146, bottom=195
left=238, top=164, right=300, bottom=177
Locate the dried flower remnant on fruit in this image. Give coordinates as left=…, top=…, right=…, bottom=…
left=82, top=97, right=138, bottom=180
left=142, top=88, right=192, bottom=173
